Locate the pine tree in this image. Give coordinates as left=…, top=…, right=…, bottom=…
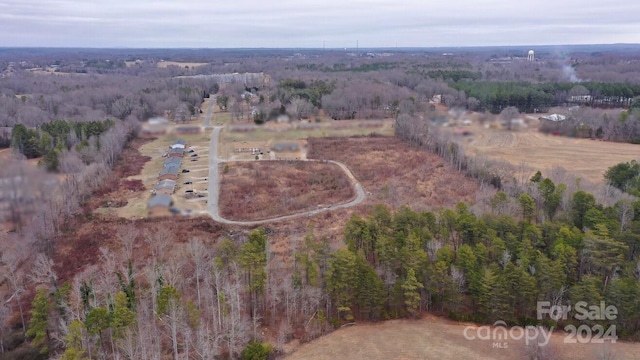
left=354, top=255, right=386, bottom=320
left=402, top=268, right=423, bottom=318
left=60, top=320, right=88, bottom=360
left=26, top=287, right=51, bottom=353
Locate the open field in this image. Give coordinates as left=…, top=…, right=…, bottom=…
left=0, top=148, right=10, bottom=159
left=308, top=136, right=479, bottom=211
left=456, top=123, right=640, bottom=184
left=156, top=61, right=209, bottom=68
left=285, top=315, right=640, bottom=360
left=219, top=119, right=393, bottom=161
left=218, top=161, right=355, bottom=221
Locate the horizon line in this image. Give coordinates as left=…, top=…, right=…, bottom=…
left=1, top=43, right=640, bottom=51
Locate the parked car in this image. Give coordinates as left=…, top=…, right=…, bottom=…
left=182, top=169, right=190, bottom=173
left=184, top=181, right=192, bottom=185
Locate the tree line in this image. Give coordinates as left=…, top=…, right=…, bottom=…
left=10, top=178, right=640, bottom=358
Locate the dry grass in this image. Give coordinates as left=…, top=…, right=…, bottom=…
left=156, top=61, right=209, bottom=69
left=285, top=315, right=640, bottom=360
left=308, top=136, right=479, bottom=211
left=220, top=120, right=394, bottom=161
left=219, top=161, right=354, bottom=221
left=458, top=123, right=640, bottom=183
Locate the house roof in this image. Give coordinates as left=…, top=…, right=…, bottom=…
left=148, top=117, right=169, bottom=125
left=171, top=140, right=186, bottom=146
left=540, top=114, right=566, bottom=122
left=155, top=179, right=176, bottom=190
left=148, top=194, right=173, bottom=208
left=159, top=166, right=179, bottom=176
left=164, top=157, right=182, bottom=167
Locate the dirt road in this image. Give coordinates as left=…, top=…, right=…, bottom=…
left=203, top=96, right=216, bottom=127
left=205, top=126, right=366, bottom=226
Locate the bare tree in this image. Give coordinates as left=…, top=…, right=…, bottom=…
left=287, top=97, right=315, bottom=120
left=188, top=237, right=207, bottom=310
left=500, top=106, right=520, bottom=131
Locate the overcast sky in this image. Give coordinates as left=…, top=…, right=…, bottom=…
left=1, top=0, right=639, bottom=48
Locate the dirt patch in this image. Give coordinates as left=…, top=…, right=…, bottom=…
left=219, top=161, right=355, bottom=221
left=308, top=135, right=479, bottom=211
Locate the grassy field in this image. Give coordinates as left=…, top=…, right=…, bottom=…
left=457, top=123, right=640, bottom=184
left=220, top=120, right=393, bottom=161
left=218, top=161, right=355, bottom=221
left=285, top=315, right=640, bottom=360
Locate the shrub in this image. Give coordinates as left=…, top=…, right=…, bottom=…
left=241, top=341, right=273, bottom=360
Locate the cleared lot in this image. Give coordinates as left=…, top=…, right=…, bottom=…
left=218, top=160, right=355, bottom=221
left=286, top=315, right=638, bottom=360
left=457, top=123, right=640, bottom=183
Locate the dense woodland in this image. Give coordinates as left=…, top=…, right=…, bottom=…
left=1, top=46, right=640, bottom=359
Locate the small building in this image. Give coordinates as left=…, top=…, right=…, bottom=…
left=170, top=140, right=187, bottom=150
left=149, top=117, right=170, bottom=126
left=271, top=142, right=300, bottom=152
left=154, top=179, right=176, bottom=195
left=168, top=148, right=184, bottom=158
left=148, top=194, right=173, bottom=216
left=164, top=157, right=182, bottom=168
left=539, top=114, right=566, bottom=122
left=158, top=166, right=180, bottom=181
left=175, top=126, right=201, bottom=135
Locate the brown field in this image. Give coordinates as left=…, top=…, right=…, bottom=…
left=156, top=61, right=209, bottom=69
left=285, top=315, right=640, bottom=360
left=218, top=161, right=355, bottom=221
left=308, top=136, right=479, bottom=211
left=458, top=123, right=640, bottom=183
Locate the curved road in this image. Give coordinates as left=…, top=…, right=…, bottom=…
left=206, top=126, right=366, bottom=226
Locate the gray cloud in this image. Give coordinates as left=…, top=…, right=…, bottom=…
left=0, top=0, right=638, bottom=47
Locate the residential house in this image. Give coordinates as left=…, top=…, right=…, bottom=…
left=170, top=140, right=187, bottom=150
left=168, top=148, right=184, bottom=158
left=164, top=157, right=182, bottom=168
left=158, top=166, right=180, bottom=181
left=154, top=179, right=176, bottom=195
left=147, top=194, right=173, bottom=216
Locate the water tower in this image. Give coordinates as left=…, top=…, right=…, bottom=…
left=527, top=50, right=535, bottom=61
